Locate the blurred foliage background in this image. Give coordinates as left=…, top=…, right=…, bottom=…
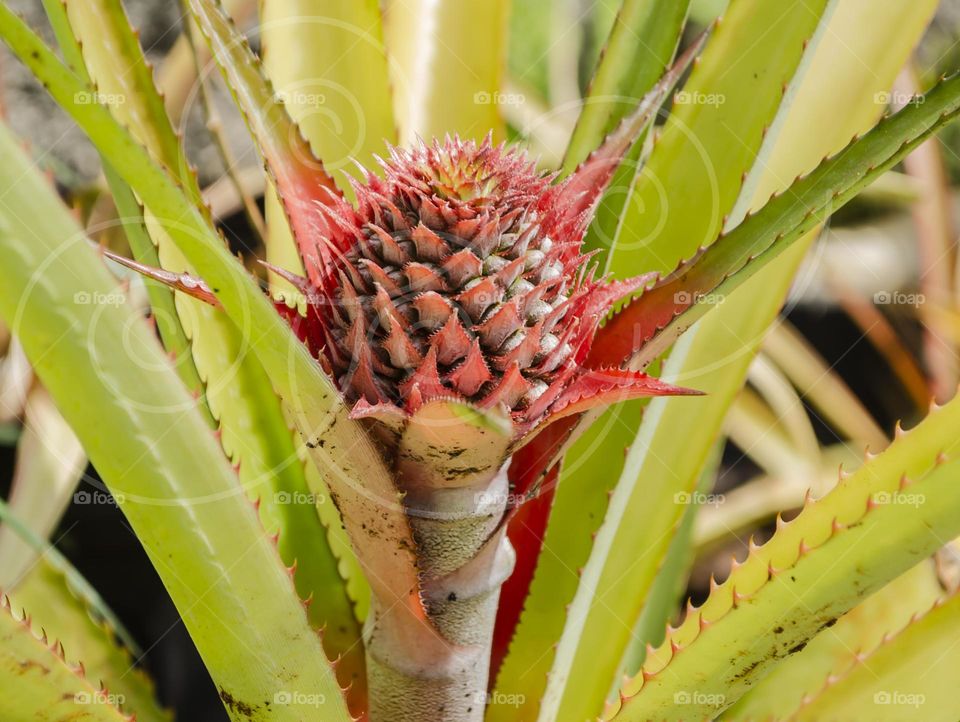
left=3, top=1, right=960, bottom=718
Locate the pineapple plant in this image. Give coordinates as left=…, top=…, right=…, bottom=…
left=0, top=0, right=959, bottom=720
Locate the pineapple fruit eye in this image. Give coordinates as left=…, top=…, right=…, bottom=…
left=323, top=138, right=582, bottom=416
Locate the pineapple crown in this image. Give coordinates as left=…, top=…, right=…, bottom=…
left=273, top=133, right=697, bottom=442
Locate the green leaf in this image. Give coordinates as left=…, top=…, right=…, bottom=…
left=489, top=401, right=642, bottom=722
left=302, top=458, right=372, bottom=622
left=0, top=123, right=351, bottom=721
left=693, top=443, right=864, bottom=554
left=58, top=0, right=195, bottom=198
left=384, top=0, right=511, bottom=142
left=184, top=0, right=342, bottom=234
left=195, top=0, right=386, bottom=636
left=690, top=0, right=727, bottom=23
left=580, top=0, right=621, bottom=87
left=622, top=0, right=940, bottom=710
left=564, top=0, right=690, bottom=158
left=607, top=395, right=960, bottom=720
left=53, top=0, right=365, bottom=686
left=261, top=0, right=395, bottom=185
left=184, top=0, right=430, bottom=652
left=534, top=5, right=840, bottom=721
left=615, top=6, right=939, bottom=695
left=106, top=167, right=213, bottom=414
left=0, top=497, right=141, bottom=657
left=567, top=0, right=691, bottom=261
left=0, top=5, right=428, bottom=658
left=0, top=597, right=136, bottom=722
left=9, top=563, right=170, bottom=722
left=724, top=561, right=943, bottom=720
left=260, top=0, right=396, bottom=287
left=506, top=0, right=552, bottom=102
left=41, top=0, right=211, bottom=410
left=788, top=588, right=960, bottom=722
left=618, top=441, right=722, bottom=679
left=602, top=70, right=960, bottom=370
left=606, top=0, right=837, bottom=279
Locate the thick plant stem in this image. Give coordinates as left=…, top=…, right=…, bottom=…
left=365, top=463, right=516, bottom=722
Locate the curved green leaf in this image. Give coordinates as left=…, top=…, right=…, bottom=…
left=567, top=0, right=691, bottom=261
left=260, top=0, right=396, bottom=288
left=0, top=5, right=430, bottom=659
left=604, top=70, right=960, bottom=370
left=0, top=497, right=140, bottom=655
left=619, top=442, right=722, bottom=680
left=724, top=561, right=943, bottom=720
left=40, top=0, right=210, bottom=410
left=384, top=0, right=510, bottom=143
left=58, top=0, right=194, bottom=194
left=607, top=0, right=836, bottom=278
left=694, top=443, right=863, bottom=554
left=303, top=456, right=371, bottom=622
left=613, top=9, right=938, bottom=699
left=261, top=0, right=395, bottom=183
left=10, top=565, right=170, bottom=722
left=505, top=0, right=552, bottom=104
left=0, top=597, right=136, bottom=722
left=608, top=394, right=960, bottom=720
left=564, top=0, right=690, bottom=171
left=53, top=0, right=365, bottom=687
left=107, top=168, right=214, bottom=413
left=0, top=122, right=351, bottom=721
left=499, top=7, right=825, bottom=720
left=789, top=589, right=960, bottom=722
left=547, top=0, right=940, bottom=719
left=489, top=401, right=641, bottom=722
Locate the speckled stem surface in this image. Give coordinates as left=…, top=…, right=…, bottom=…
left=365, top=463, right=515, bottom=722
